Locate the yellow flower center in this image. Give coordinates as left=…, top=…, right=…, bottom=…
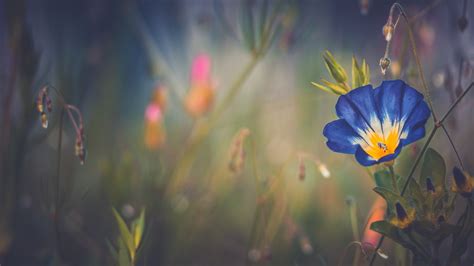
left=361, top=126, right=400, bottom=161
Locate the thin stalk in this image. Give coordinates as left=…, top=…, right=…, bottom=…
left=348, top=200, right=361, bottom=266
left=54, top=109, right=65, bottom=261
left=441, top=125, right=464, bottom=170
left=439, top=82, right=473, bottom=125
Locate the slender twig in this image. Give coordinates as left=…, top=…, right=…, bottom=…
left=441, top=125, right=464, bottom=170
left=439, top=82, right=473, bottom=125
left=54, top=109, right=65, bottom=261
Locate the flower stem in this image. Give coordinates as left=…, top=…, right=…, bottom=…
left=388, top=165, right=399, bottom=194
left=441, top=124, right=464, bottom=170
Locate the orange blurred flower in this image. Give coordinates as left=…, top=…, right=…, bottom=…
left=144, top=86, right=167, bottom=150
left=185, top=54, right=215, bottom=117
left=362, top=196, right=386, bottom=247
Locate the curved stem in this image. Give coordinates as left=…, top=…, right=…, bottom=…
left=441, top=125, right=464, bottom=170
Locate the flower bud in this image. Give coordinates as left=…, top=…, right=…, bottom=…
left=452, top=167, right=473, bottom=198
left=40, top=112, right=48, bottom=128
left=382, top=23, right=394, bottom=42
left=379, top=57, right=391, bottom=75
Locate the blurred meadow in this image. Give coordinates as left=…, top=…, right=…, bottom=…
left=1, top=0, right=474, bottom=265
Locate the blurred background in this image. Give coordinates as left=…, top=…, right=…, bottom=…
left=0, top=0, right=473, bottom=265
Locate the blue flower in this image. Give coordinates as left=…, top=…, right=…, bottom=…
left=323, top=80, right=431, bottom=166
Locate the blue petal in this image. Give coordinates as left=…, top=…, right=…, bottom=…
left=400, top=125, right=426, bottom=146
left=335, top=85, right=382, bottom=135
left=401, top=100, right=430, bottom=142
left=355, top=144, right=403, bottom=166
left=355, top=147, right=377, bottom=166
left=400, top=83, right=425, bottom=120
left=374, top=80, right=404, bottom=125
left=323, top=119, right=360, bottom=154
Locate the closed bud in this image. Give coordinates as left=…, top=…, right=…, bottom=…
left=379, top=57, right=391, bottom=75
left=382, top=23, right=394, bottom=42
left=452, top=167, right=473, bottom=198
left=323, top=51, right=348, bottom=84
left=75, top=136, right=86, bottom=165
left=41, top=112, right=48, bottom=128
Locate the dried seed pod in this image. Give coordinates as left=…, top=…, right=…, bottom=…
left=40, top=112, right=48, bottom=128
left=75, top=136, right=86, bottom=165
left=36, top=87, right=48, bottom=113
left=382, top=23, right=394, bottom=42
left=379, top=57, right=391, bottom=75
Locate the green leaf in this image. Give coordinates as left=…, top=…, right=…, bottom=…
left=406, top=179, right=424, bottom=212
left=311, top=82, right=333, bottom=94
left=311, top=80, right=347, bottom=95
left=112, top=208, right=135, bottom=262
left=351, top=56, right=364, bottom=88
left=420, top=148, right=446, bottom=194
left=323, top=50, right=348, bottom=84
left=132, top=208, right=146, bottom=249
left=370, top=221, right=430, bottom=260
left=361, top=59, right=370, bottom=85
left=373, top=187, right=411, bottom=217
left=118, top=237, right=132, bottom=266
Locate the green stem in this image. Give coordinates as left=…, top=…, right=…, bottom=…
left=388, top=165, right=399, bottom=194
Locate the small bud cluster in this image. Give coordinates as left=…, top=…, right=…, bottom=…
left=36, top=86, right=52, bottom=128
left=75, top=124, right=86, bottom=165
left=36, top=85, right=87, bottom=165
left=144, top=86, right=167, bottom=150
left=228, top=128, right=250, bottom=173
